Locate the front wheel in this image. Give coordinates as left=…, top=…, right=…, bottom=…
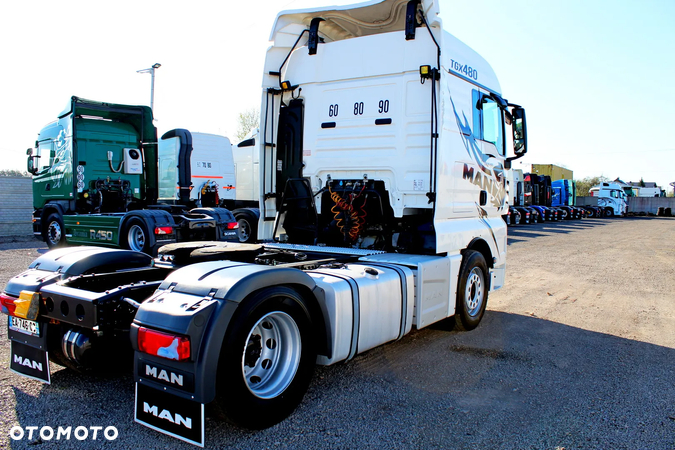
left=215, top=286, right=316, bottom=429
left=454, top=250, right=489, bottom=331
left=44, top=213, right=65, bottom=248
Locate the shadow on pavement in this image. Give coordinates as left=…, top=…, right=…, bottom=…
left=6, top=311, right=674, bottom=450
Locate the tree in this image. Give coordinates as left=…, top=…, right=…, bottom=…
left=0, top=169, right=30, bottom=177
left=575, top=175, right=609, bottom=197
left=236, top=108, right=259, bottom=142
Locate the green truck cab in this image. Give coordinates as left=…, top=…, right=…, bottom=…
left=27, top=97, right=237, bottom=254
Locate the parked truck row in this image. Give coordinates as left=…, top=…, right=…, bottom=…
left=505, top=170, right=626, bottom=226
left=4, top=0, right=528, bottom=447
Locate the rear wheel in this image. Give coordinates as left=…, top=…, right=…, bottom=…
left=236, top=212, right=258, bottom=243
left=455, top=250, right=489, bottom=331
left=124, top=219, right=150, bottom=253
left=215, top=286, right=316, bottom=429
left=44, top=213, right=65, bottom=248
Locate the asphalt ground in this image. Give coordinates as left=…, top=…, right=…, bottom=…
left=0, top=216, right=673, bottom=449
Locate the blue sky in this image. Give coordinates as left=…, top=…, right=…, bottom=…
left=443, top=0, right=675, bottom=190
left=1, top=0, right=673, bottom=192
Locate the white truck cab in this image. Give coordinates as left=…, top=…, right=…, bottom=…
left=590, top=182, right=627, bottom=216
left=158, top=131, right=236, bottom=206
left=258, top=0, right=526, bottom=266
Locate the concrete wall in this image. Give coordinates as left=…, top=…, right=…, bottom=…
left=577, top=196, right=675, bottom=214
left=0, top=177, right=33, bottom=237
left=627, top=197, right=675, bottom=214
left=576, top=196, right=598, bottom=207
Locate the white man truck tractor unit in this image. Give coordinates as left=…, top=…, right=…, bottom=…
left=2, top=0, right=527, bottom=446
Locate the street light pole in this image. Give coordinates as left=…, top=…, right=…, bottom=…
left=136, top=63, right=161, bottom=114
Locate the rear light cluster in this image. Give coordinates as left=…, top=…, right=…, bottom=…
left=154, top=226, right=174, bottom=235
left=224, top=222, right=239, bottom=230
left=138, top=327, right=190, bottom=361
left=0, top=291, right=40, bottom=320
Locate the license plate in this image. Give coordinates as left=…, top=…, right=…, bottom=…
left=9, top=316, right=40, bottom=337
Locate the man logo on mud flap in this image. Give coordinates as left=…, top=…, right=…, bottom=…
left=143, top=403, right=192, bottom=429
left=13, top=354, right=42, bottom=371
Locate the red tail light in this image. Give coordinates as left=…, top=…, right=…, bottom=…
left=154, top=226, right=173, bottom=235
left=138, top=327, right=190, bottom=361
left=224, top=222, right=239, bottom=230
left=0, top=292, right=17, bottom=316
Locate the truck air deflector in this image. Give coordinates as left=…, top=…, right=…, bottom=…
left=271, top=0, right=440, bottom=42
left=161, top=129, right=193, bottom=204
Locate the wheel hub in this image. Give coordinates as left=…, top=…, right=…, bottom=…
left=48, top=222, right=62, bottom=244
left=465, top=267, right=483, bottom=316
left=242, top=311, right=301, bottom=399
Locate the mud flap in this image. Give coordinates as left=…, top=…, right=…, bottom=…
left=134, top=382, right=204, bottom=447
left=9, top=340, right=50, bottom=384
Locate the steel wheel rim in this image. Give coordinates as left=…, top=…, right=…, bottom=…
left=128, top=224, right=146, bottom=252
left=237, top=218, right=250, bottom=242
left=47, top=221, right=62, bottom=245
left=242, top=311, right=301, bottom=399
left=465, top=267, right=484, bottom=316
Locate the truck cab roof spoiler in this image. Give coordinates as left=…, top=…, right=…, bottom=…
left=270, top=0, right=440, bottom=43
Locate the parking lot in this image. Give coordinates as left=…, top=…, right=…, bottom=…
left=1, top=217, right=674, bottom=449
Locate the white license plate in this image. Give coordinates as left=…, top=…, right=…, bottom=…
left=9, top=316, right=40, bottom=337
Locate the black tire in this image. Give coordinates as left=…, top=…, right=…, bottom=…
left=215, top=286, right=316, bottom=429
left=123, top=218, right=150, bottom=253
left=604, top=207, right=613, bottom=218
left=44, top=213, right=66, bottom=248
left=236, top=212, right=258, bottom=243
left=454, top=250, right=489, bottom=331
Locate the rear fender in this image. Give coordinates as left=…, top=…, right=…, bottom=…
left=5, top=247, right=153, bottom=296
left=131, top=262, right=326, bottom=403
left=119, top=209, right=176, bottom=251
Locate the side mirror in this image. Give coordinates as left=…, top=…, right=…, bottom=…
left=512, top=106, right=527, bottom=156
left=26, top=148, right=38, bottom=175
